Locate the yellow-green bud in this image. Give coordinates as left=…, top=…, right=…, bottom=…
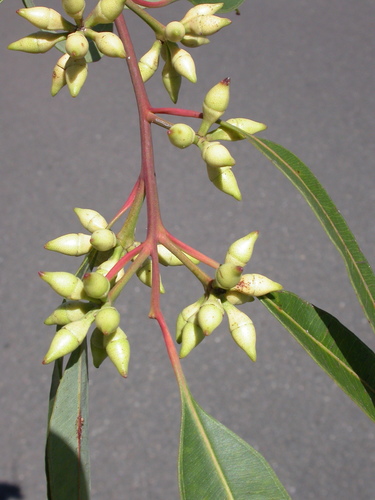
left=198, top=78, right=230, bottom=136
left=157, top=244, right=199, bottom=266
left=65, top=31, right=89, bottom=60
left=95, top=305, right=120, bottom=335
left=176, top=296, right=205, bottom=343
left=183, top=15, right=231, bottom=37
left=164, top=21, right=186, bottom=43
left=181, top=35, right=210, bottom=48
left=223, top=302, right=257, bottom=361
left=91, top=32, right=126, bottom=58
left=8, top=32, right=67, bottom=54
left=90, top=327, right=108, bottom=368
left=180, top=3, right=223, bottom=25
left=84, top=0, right=125, bottom=28
left=162, top=58, right=181, bottom=103
left=65, top=57, right=88, bottom=97
left=44, top=300, right=97, bottom=325
left=17, top=7, right=74, bottom=31
left=83, top=272, right=110, bottom=300
left=136, top=259, right=165, bottom=293
left=179, top=322, right=205, bottom=358
left=168, top=123, right=195, bottom=149
left=168, top=43, right=197, bottom=83
left=214, top=263, right=243, bottom=290
left=138, top=40, right=162, bottom=83
left=62, top=0, right=86, bottom=22
left=223, top=290, right=254, bottom=305
left=201, top=141, right=235, bottom=168
left=103, top=327, right=130, bottom=377
left=90, top=229, right=117, bottom=252
left=97, top=252, right=125, bottom=282
left=74, top=208, right=108, bottom=232
left=42, top=314, right=95, bottom=364
left=233, top=273, right=283, bottom=297
left=197, top=295, right=224, bottom=335
left=206, top=165, right=242, bottom=200
left=51, top=53, right=70, bottom=97
left=225, top=231, right=259, bottom=267
left=207, top=118, right=267, bottom=141
left=39, top=271, right=87, bottom=300
left=44, top=232, right=92, bottom=256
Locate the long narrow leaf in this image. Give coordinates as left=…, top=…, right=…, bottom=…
left=179, top=389, right=291, bottom=499
left=260, top=291, right=375, bottom=421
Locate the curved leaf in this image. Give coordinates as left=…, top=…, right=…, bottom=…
left=260, top=291, right=375, bottom=421
left=187, top=0, right=246, bottom=14
left=179, top=389, right=290, bottom=499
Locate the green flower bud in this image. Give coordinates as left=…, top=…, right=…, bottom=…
left=214, top=262, right=243, bottom=290
left=183, top=15, right=231, bottom=37
left=206, top=165, right=242, bottom=200
left=84, top=0, right=125, bottom=28
left=95, top=305, right=120, bottom=335
left=176, top=296, right=205, bottom=343
left=62, top=0, right=86, bottom=22
left=197, top=295, right=224, bottom=335
left=179, top=322, right=205, bottom=358
left=168, top=43, right=197, bottom=83
left=201, top=141, right=235, bottom=168
left=91, top=31, right=126, bottom=58
left=74, top=208, right=108, bottom=232
left=96, top=250, right=125, bottom=283
left=8, top=32, right=67, bottom=54
left=17, top=7, right=74, bottom=31
left=90, top=327, right=108, bottom=368
left=223, top=302, right=257, bottom=361
left=44, top=300, right=97, bottom=325
left=232, top=273, right=283, bottom=297
left=223, top=290, right=254, bottom=305
left=198, top=78, right=230, bottom=136
left=138, top=40, right=162, bottom=83
left=136, top=259, right=165, bottom=293
left=42, top=314, right=95, bottom=364
left=157, top=244, right=199, bottom=266
left=44, top=232, right=92, bottom=256
left=82, top=272, right=110, bottom=300
left=103, top=327, right=130, bottom=377
left=181, top=35, right=210, bottom=48
left=65, top=57, right=88, bottom=97
left=162, top=58, right=181, bottom=103
left=206, top=118, right=267, bottom=141
left=39, top=271, right=87, bottom=300
left=90, top=229, right=117, bottom=252
left=225, top=231, right=259, bottom=267
left=65, top=31, right=89, bottom=60
left=51, top=53, right=70, bottom=97
left=164, top=21, right=186, bottom=43
left=180, top=3, right=223, bottom=25
left=168, top=123, right=195, bottom=149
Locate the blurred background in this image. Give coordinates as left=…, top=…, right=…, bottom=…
left=1, top=0, right=374, bottom=498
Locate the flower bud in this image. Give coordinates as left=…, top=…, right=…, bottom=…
left=157, top=244, right=199, bottom=266
left=223, top=290, right=254, bottom=305
left=162, top=58, right=181, bottom=103
left=42, top=314, right=95, bottom=364
left=84, top=0, right=125, bottom=28
left=214, top=263, right=243, bottom=290
left=197, top=295, right=224, bottom=335
left=164, top=21, right=186, bottom=43
left=180, top=3, right=223, bottom=25
left=223, top=303, right=257, bottom=361
left=181, top=35, right=210, bottom=48
left=39, top=271, right=87, bottom=300
left=136, top=259, right=165, bottom=293
left=225, top=231, right=259, bottom=267
left=90, top=229, right=117, bottom=252
left=44, top=300, right=97, bottom=325
left=179, top=322, right=205, bottom=358
left=103, top=327, right=130, bottom=377
left=206, top=165, right=242, bottom=200
left=44, top=232, right=92, bottom=256
left=176, top=296, right=205, bottom=343
left=51, top=53, right=70, bottom=96
left=97, top=251, right=125, bottom=282
left=82, top=272, right=110, bottom=300
left=95, top=305, right=120, bottom=335
left=198, top=78, right=230, bottom=136
left=168, top=123, right=195, bottom=149
left=62, top=0, right=86, bottom=22
left=207, top=118, right=267, bottom=141
left=90, top=327, right=108, bottom=368
left=65, top=57, right=88, bottom=97
left=232, top=273, right=283, bottom=297
left=201, top=141, right=235, bottom=168
left=168, top=43, right=197, bottom=83
left=17, top=7, right=74, bottom=31
left=138, top=40, right=162, bottom=83
left=8, top=32, right=67, bottom=54
left=65, top=31, right=89, bottom=60
left=183, top=15, right=230, bottom=38
left=91, top=32, right=126, bottom=58
left=74, top=208, right=108, bottom=232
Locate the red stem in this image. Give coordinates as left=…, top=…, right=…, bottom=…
left=150, top=107, right=203, bottom=119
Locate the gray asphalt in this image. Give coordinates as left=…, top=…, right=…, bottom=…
left=1, top=1, right=374, bottom=499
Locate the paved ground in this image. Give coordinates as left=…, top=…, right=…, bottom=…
left=1, top=0, right=374, bottom=499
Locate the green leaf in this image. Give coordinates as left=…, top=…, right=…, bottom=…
left=244, top=136, right=375, bottom=334
left=260, top=291, right=375, bottom=421
left=45, top=341, right=90, bottom=500
left=22, top=0, right=35, bottom=7
left=179, top=389, right=291, bottom=499
left=187, top=0, right=246, bottom=14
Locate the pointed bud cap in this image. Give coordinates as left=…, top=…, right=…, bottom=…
left=65, top=57, right=88, bottom=97
left=45, top=232, right=92, bottom=256
left=176, top=296, right=205, bottom=343
left=39, top=271, right=86, bottom=300
left=92, top=32, right=126, bottom=58
left=180, top=3, right=223, bottom=25
left=198, top=78, right=230, bottom=135
left=206, top=165, right=242, bottom=200
left=207, top=118, right=267, bottom=141
left=103, top=327, right=130, bottom=377
left=84, top=0, right=125, bottom=28
left=179, top=322, right=205, bottom=358
left=74, top=208, right=108, bottom=232
left=168, top=43, right=197, bottom=83
left=44, top=300, right=97, bottom=325
left=214, top=262, right=243, bottom=290
left=162, top=58, right=181, bottom=103
left=183, top=15, right=231, bottom=37
left=51, top=53, right=70, bottom=96
left=138, top=40, right=162, bottom=82
left=17, top=7, right=74, bottom=31
left=8, top=32, right=66, bottom=54
left=197, top=295, right=224, bottom=335
left=233, top=273, right=283, bottom=297
left=225, top=231, right=259, bottom=267
left=181, top=35, right=210, bottom=48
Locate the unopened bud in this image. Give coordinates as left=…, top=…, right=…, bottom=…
left=44, top=300, right=97, bottom=325
left=74, top=208, right=108, bottom=232
left=136, top=259, right=165, bottom=293
left=180, top=3, right=223, bottom=25
left=138, top=40, right=162, bottom=82
left=8, top=32, right=67, bottom=54
left=179, top=322, right=205, bottom=358
left=83, top=272, right=110, bottom=300
left=90, top=327, right=107, bottom=368
left=39, top=271, right=87, bottom=300
left=183, top=15, right=231, bottom=37
left=62, top=0, right=85, bottom=22
left=66, top=31, right=89, bottom=60
left=103, top=327, right=130, bottom=377
left=233, top=273, right=283, bottom=297
left=162, top=58, right=181, bottom=103
left=164, top=21, right=186, bottom=43
left=44, top=232, right=91, bottom=256
left=197, top=295, right=224, bottom=335
left=206, top=165, right=242, bottom=200
left=223, top=290, right=254, bottom=305
left=65, top=57, right=88, bottom=97
left=17, top=7, right=74, bottom=31
left=90, top=31, right=126, bottom=58
left=157, top=244, right=199, bottom=266
left=168, top=123, right=195, bottom=149
left=95, top=305, right=120, bottom=335
left=223, top=302, right=257, bottom=361
left=51, top=53, right=70, bottom=96
left=198, top=78, right=230, bottom=136
left=168, top=43, right=197, bottom=83
left=214, top=262, right=243, bottom=290
left=176, top=295, right=205, bottom=343
left=201, top=141, right=235, bottom=168
left=90, top=229, right=117, bottom=252
left=181, top=35, right=210, bottom=48
left=225, top=231, right=259, bottom=267
left=84, top=0, right=125, bottom=28
left=207, top=118, right=267, bottom=141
